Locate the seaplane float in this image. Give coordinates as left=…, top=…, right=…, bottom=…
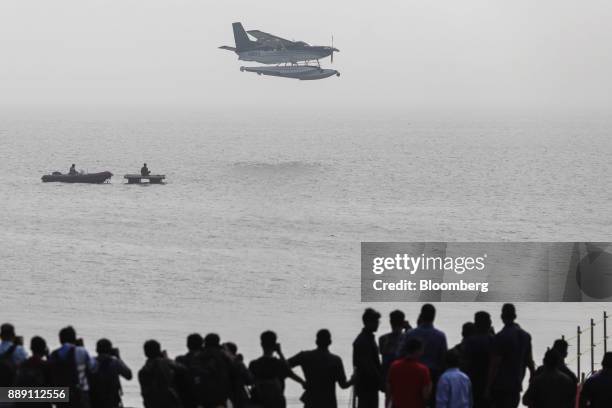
left=240, top=64, right=340, bottom=80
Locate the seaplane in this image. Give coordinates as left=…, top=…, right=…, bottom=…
left=219, top=22, right=340, bottom=80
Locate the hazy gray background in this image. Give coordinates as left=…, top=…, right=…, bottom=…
left=2, top=0, right=612, bottom=114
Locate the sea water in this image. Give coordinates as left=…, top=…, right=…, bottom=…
left=1, top=110, right=611, bottom=406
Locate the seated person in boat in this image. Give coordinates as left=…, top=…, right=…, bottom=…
left=141, top=163, right=150, bottom=176
left=69, top=164, right=77, bottom=175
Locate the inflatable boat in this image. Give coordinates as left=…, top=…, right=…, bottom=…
left=41, top=171, right=113, bottom=183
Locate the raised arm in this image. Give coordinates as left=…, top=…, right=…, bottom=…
left=116, top=357, right=133, bottom=380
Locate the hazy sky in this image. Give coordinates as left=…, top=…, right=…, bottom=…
left=2, top=0, right=612, bottom=113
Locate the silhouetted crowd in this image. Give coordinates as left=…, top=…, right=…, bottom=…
left=1, top=303, right=612, bottom=408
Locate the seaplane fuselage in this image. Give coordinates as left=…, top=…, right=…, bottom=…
left=238, top=47, right=334, bottom=64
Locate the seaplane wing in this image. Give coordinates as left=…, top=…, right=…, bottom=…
left=247, top=30, right=296, bottom=47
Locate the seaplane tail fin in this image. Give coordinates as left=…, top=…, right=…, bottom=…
left=233, top=22, right=255, bottom=52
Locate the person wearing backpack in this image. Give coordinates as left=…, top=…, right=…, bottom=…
left=175, top=333, right=205, bottom=408
left=15, top=336, right=52, bottom=408
left=138, top=339, right=185, bottom=408
left=198, top=333, right=235, bottom=408
left=0, top=323, right=28, bottom=387
left=89, top=339, right=132, bottom=408
left=48, top=326, right=95, bottom=408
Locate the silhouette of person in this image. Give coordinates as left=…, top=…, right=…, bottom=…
left=249, top=330, right=305, bottom=408
left=352, top=308, right=383, bottom=408
left=486, top=304, right=535, bottom=408
left=451, top=322, right=476, bottom=372
left=48, top=326, right=95, bottom=408
left=89, top=338, right=132, bottom=408
left=522, top=349, right=575, bottom=408
left=198, top=333, right=234, bottom=408
left=436, top=349, right=472, bottom=408
left=0, top=323, right=28, bottom=387
left=398, top=304, right=447, bottom=408
left=533, top=339, right=578, bottom=385
left=287, top=329, right=352, bottom=408
left=379, top=310, right=410, bottom=382
left=69, top=164, right=77, bottom=175
left=14, top=336, right=52, bottom=408
left=223, top=342, right=253, bottom=408
left=141, top=163, right=150, bottom=176
left=138, top=340, right=183, bottom=408
left=387, top=337, right=431, bottom=408
left=175, top=333, right=204, bottom=408
left=579, top=352, right=612, bottom=408
left=463, top=311, right=494, bottom=408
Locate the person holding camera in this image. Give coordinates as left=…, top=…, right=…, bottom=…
left=14, top=336, right=52, bottom=408
left=378, top=310, right=410, bottom=382
left=48, top=326, right=96, bottom=408
left=249, top=331, right=305, bottom=408
left=89, top=339, right=133, bottom=408
left=0, top=323, right=28, bottom=387
left=138, top=340, right=184, bottom=408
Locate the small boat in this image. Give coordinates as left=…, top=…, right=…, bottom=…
left=124, top=174, right=166, bottom=184
left=41, top=171, right=113, bottom=184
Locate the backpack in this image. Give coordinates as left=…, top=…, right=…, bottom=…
left=175, top=353, right=205, bottom=408
left=0, top=344, right=18, bottom=386
left=199, top=351, right=232, bottom=406
left=49, top=347, right=79, bottom=388
left=140, top=358, right=181, bottom=408
left=15, top=360, right=48, bottom=387
left=89, top=357, right=121, bottom=408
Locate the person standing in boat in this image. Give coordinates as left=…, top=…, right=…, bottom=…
left=69, top=164, right=77, bottom=175
left=141, top=163, right=150, bottom=176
